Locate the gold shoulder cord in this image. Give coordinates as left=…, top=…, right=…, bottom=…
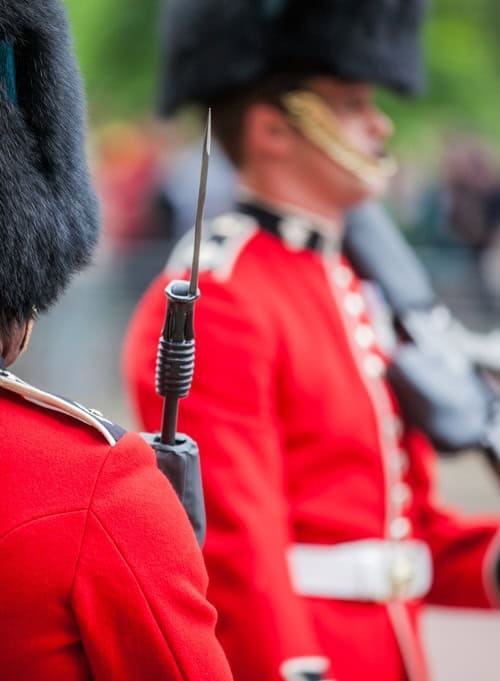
left=282, top=91, right=397, bottom=189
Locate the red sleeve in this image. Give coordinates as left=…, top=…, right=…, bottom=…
left=408, top=429, right=500, bottom=609
left=124, top=273, right=329, bottom=681
left=71, top=431, right=233, bottom=681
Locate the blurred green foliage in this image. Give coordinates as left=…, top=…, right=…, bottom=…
left=380, top=0, right=500, bottom=151
left=65, top=0, right=500, bottom=150
left=65, top=0, right=160, bottom=120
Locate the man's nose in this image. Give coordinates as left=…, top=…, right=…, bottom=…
left=369, top=109, right=394, bottom=142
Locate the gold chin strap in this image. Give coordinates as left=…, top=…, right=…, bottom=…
left=19, top=314, right=36, bottom=356
left=282, top=90, right=397, bottom=189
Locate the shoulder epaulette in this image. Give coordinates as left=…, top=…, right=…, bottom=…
left=0, top=370, right=126, bottom=446
left=166, top=212, right=257, bottom=281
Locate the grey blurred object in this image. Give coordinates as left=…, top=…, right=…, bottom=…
left=407, top=137, right=500, bottom=323
left=345, top=201, right=500, bottom=470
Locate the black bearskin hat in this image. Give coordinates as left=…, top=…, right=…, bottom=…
left=159, top=0, right=429, bottom=115
left=0, top=0, right=99, bottom=331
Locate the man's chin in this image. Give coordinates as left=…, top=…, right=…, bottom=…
left=363, top=175, right=391, bottom=199
left=339, top=175, right=389, bottom=209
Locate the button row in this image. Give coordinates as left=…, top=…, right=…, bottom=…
left=333, top=260, right=413, bottom=545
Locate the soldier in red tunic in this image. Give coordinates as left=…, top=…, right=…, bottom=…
left=0, top=2, right=233, bottom=680
left=124, top=2, right=500, bottom=680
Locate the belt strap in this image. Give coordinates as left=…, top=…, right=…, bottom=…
left=288, top=540, right=433, bottom=602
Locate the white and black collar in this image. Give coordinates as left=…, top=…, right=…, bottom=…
left=235, top=193, right=342, bottom=255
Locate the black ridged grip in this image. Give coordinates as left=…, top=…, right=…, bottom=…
left=157, top=280, right=200, bottom=444
left=156, top=337, right=195, bottom=397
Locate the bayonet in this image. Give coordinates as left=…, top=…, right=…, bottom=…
left=143, top=110, right=211, bottom=545
left=190, top=109, right=211, bottom=297
left=156, top=109, right=211, bottom=446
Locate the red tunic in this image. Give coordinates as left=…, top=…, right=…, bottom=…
left=0, top=371, right=233, bottom=681
left=124, top=210, right=500, bottom=681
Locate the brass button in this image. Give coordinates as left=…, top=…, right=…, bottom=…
left=343, top=292, right=365, bottom=317
left=363, top=354, right=385, bottom=379
left=355, top=324, right=375, bottom=349
left=279, top=217, right=311, bottom=250
left=334, top=264, right=353, bottom=288
left=391, top=482, right=412, bottom=507
left=389, top=517, right=412, bottom=540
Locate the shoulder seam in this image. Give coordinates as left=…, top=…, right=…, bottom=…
left=0, top=509, right=86, bottom=545
left=69, top=442, right=116, bottom=601
left=74, top=504, right=187, bottom=679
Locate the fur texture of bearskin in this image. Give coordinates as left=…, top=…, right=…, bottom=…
left=0, top=0, right=99, bottom=330
left=159, top=0, right=428, bottom=114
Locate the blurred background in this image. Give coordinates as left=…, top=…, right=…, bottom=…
left=16, top=1, right=500, bottom=678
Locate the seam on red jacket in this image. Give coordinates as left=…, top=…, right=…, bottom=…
left=85, top=509, right=186, bottom=680
left=69, top=443, right=116, bottom=599
left=0, top=509, right=87, bottom=544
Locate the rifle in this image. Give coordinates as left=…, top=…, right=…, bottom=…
left=344, top=201, right=500, bottom=484
left=142, top=111, right=211, bottom=543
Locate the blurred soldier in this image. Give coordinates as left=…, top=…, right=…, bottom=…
left=0, top=2, right=233, bottom=680
left=124, top=2, right=500, bottom=681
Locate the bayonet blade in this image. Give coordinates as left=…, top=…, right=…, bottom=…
left=189, top=109, right=212, bottom=297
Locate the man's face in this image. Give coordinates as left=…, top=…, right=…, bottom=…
left=287, top=77, right=395, bottom=207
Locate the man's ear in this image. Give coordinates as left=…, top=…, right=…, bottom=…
left=1, top=319, right=33, bottom=367
left=244, top=103, right=294, bottom=160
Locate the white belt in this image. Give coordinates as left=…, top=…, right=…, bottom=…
left=288, top=540, right=433, bottom=602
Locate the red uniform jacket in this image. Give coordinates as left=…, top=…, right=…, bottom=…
left=124, top=208, right=500, bottom=681
left=0, top=370, right=233, bottom=681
